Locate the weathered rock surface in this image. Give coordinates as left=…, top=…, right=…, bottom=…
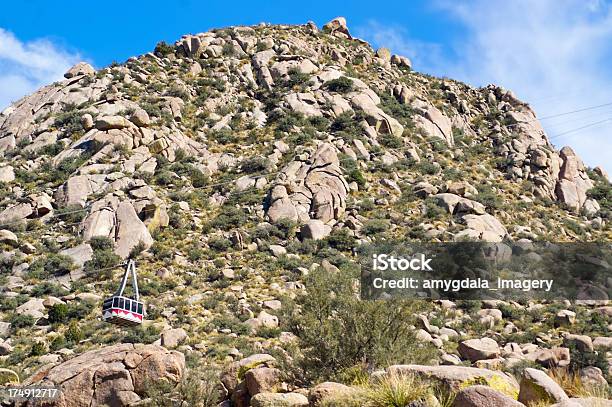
left=452, top=385, right=524, bottom=407
left=386, top=365, right=519, bottom=398
left=458, top=338, right=501, bottom=362
left=267, top=143, right=349, bottom=224
left=22, top=343, right=185, bottom=407
left=518, top=368, right=569, bottom=405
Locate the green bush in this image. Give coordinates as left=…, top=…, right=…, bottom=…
left=90, top=236, right=114, bottom=251
left=208, top=237, right=232, bottom=252
left=48, top=303, right=69, bottom=324
left=286, top=267, right=436, bottom=383
left=210, top=206, right=248, bottom=230
left=379, top=134, right=404, bottom=149
left=29, top=254, right=75, bottom=279
left=30, top=282, right=68, bottom=297
left=29, top=341, right=47, bottom=356
left=154, top=41, right=175, bottom=56
left=241, top=156, right=268, bottom=173
left=473, top=184, right=504, bottom=211
left=324, top=77, right=354, bottom=93
left=362, top=219, right=390, bottom=235
left=325, top=229, right=357, bottom=252
left=84, top=249, right=122, bottom=278
left=9, top=314, right=35, bottom=330
left=56, top=204, right=87, bottom=224
left=65, top=321, right=83, bottom=343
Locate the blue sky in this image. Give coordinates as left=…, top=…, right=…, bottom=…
left=1, top=0, right=611, bottom=173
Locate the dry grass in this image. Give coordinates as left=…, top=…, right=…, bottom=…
left=549, top=368, right=610, bottom=399
left=319, top=371, right=455, bottom=407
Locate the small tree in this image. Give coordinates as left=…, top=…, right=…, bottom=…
left=285, top=265, right=436, bottom=383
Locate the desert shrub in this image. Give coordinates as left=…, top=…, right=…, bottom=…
left=90, top=236, right=114, bottom=251
left=209, top=206, right=248, bottom=230
left=28, top=254, right=75, bottom=279
left=54, top=105, right=84, bottom=136
left=29, top=342, right=47, bottom=357
left=154, top=41, right=175, bottom=56
left=379, top=134, right=404, bottom=149
left=65, top=321, right=83, bottom=344
left=365, top=373, right=432, bottom=407
left=285, top=266, right=435, bottom=383
left=30, top=282, right=68, bottom=297
left=209, top=314, right=249, bottom=335
left=473, top=184, right=504, bottom=211
left=209, top=128, right=237, bottom=145
left=330, top=111, right=363, bottom=141
left=48, top=303, right=69, bottom=324
left=325, top=229, right=357, bottom=252
left=122, top=325, right=161, bottom=344
left=424, top=198, right=447, bottom=219
left=362, top=219, right=390, bottom=235
left=9, top=314, right=36, bottom=330
left=378, top=92, right=416, bottom=128
left=241, top=156, right=268, bottom=173
left=56, top=204, right=87, bottom=223
left=285, top=68, right=310, bottom=88
left=586, top=172, right=611, bottom=218
left=208, top=237, right=232, bottom=252
left=324, top=77, right=354, bottom=93
left=85, top=237, right=122, bottom=278
left=416, top=161, right=439, bottom=175
left=145, top=365, right=221, bottom=407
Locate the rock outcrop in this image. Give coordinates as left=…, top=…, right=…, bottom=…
left=22, top=343, right=185, bottom=407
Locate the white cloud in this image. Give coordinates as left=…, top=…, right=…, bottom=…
left=354, top=22, right=446, bottom=72
left=0, top=28, right=83, bottom=110
left=357, top=1, right=612, bottom=173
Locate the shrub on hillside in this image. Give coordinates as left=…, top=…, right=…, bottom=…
left=285, top=266, right=436, bottom=383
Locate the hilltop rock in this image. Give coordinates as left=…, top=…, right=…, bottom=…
left=64, top=62, right=95, bottom=78
left=323, top=17, right=351, bottom=38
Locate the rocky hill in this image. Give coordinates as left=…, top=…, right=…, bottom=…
left=0, top=17, right=610, bottom=407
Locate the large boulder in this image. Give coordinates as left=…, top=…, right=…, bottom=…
left=308, top=381, right=356, bottom=405
left=322, top=17, right=351, bottom=38
left=64, top=62, right=95, bottom=78
left=386, top=365, right=519, bottom=398
left=267, top=143, right=349, bottom=224
left=452, top=385, right=524, bottom=407
left=457, top=214, right=508, bottom=242
left=250, top=392, right=309, bottom=407
left=114, top=201, right=154, bottom=258
left=160, top=328, right=188, bottom=348
left=244, top=367, right=282, bottom=395
left=300, top=219, right=331, bottom=240
left=458, top=338, right=501, bottom=362
left=59, top=243, right=94, bottom=281
left=518, top=368, right=569, bottom=405
left=0, top=229, right=18, bottom=246
left=22, top=343, right=185, bottom=407
left=415, top=105, right=454, bottom=146
left=82, top=197, right=154, bottom=259
left=0, top=165, right=15, bottom=183
left=554, top=146, right=593, bottom=211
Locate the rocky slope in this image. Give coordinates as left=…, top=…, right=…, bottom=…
left=0, top=17, right=610, bottom=407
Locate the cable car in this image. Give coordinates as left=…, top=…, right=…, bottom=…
left=102, top=260, right=145, bottom=326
